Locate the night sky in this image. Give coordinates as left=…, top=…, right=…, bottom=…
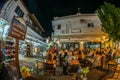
left=23, top=0, right=119, bottom=38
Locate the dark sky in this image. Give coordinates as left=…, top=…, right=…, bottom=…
left=23, top=0, right=119, bottom=38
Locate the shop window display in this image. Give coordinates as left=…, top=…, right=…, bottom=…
left=0, top=40, right=17, bottom=80
left=27, top=45, right=30, bottom=56
left=84, top=42, right=101, bottom=50
left=0, top=18, right=15, bottom=63
left=19, top=41, right=27, bottom=56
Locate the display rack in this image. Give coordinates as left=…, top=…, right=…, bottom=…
left=19, top=42, right=27, bottom=56
left=2, top=40, right=15, bottom=63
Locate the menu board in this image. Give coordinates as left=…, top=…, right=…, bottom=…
left=9, top=17, right=27, bottom=40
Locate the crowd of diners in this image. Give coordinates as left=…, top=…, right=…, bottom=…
left=44, top=47, right=120, bottom=75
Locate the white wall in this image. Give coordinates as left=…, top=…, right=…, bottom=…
left=0, top=0, right=28, bottom=23
left=52, top=13, right=103, bottom=36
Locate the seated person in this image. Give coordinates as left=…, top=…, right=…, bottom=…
left=69, top=56, right=80, bottom=74
left=46, top=53, right=54, bottom=64
left=71, top=56, right=80, bottom=65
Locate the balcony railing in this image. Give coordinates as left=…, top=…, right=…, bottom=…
left=26, top=21, right=42, bottom=36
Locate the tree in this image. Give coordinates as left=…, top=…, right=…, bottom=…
left=97, top=2, right=120, bottom=42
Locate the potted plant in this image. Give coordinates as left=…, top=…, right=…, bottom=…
left=81, top=67, right=89, bottom=80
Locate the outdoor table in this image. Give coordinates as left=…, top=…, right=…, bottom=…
left=107, top=59, right=117, bottom=71
left=44, top=63, right=56, bottom=75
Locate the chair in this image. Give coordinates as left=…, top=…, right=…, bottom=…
left=111, top=64, right=120, bottom=79
left=69, top=65, right=79, bottom=74
left=69, top=65, right=79, bottom=80
left=108, top=64, right=117, bottom=72
left=78, top=58, right=85, bottom=67
left=44, top=63, right=56, bottom=75
left=55, top=67, right=63, bottom=76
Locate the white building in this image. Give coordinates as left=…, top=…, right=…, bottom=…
left=0, top=0, right=46, bottom=55
left=0, top=0, right=28, bottom=23
left=52, top=13, right=107, bottom=50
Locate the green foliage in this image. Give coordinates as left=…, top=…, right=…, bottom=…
left=0, top=61, right=3, bottom=73
left=82, top=67, right=89, bottom=75
left=98, top=2, right=120, bottom=41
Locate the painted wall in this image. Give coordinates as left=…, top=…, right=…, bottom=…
left=52, top=13, right=103, bottom=36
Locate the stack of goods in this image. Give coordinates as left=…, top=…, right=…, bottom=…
left=2, top=41, right=15, bottom=63
left=20, top=66, right=32, bottom=79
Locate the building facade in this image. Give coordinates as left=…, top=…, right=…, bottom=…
left=0, top=0, right=46, bottom=57
left=52, top=13, right=107, bottom=50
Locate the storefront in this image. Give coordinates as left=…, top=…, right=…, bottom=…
left=60, top=42, right=80, bottom=50
left=0, top=16, right=27, bottom=77
left=19, top=38, right=43, bottom=57
left=84, top=42, right=101, bottom=50
left=18, top=27, right=46, bottom=57
left=0, top=18, right=15, bottom=63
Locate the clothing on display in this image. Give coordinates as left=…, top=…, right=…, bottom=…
left=2, top=41, right=15, bottom=63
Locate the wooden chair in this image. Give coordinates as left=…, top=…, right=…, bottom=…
left=68, top=65, right=79, bottom=80
left=111, top=65, right=120, bottom=79
left=44, top=63, right=56, bottom=75
left=55, top=67, right=63, bottom=76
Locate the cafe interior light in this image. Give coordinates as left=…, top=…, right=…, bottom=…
left=56, top=40, right=60, bottom=44
left=81, top=41, right=83, bottom=44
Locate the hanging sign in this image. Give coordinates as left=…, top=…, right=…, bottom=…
left=9, top=16, right=27, bottom=40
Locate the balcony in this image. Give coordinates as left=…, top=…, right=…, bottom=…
left=26, top=21, right=42, bottom=36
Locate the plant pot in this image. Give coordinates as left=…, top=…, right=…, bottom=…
left=82, top=77, right=87, bottom=80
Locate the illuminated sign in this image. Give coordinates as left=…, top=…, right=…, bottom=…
left=9, top=17, right=27, bottom=40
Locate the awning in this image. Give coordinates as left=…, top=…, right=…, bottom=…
left=53, top=33, right=108, bottom=42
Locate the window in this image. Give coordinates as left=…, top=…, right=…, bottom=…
left=80, top=19, right=87, bottom=23
left=15, top=6, right=24, bottom=17
left=57, top=24, right=61, bottom=29
left=66, top=23, right=72, bottom=34
left=88, top=23, right=94, bottom=27
left=62, top=30, right=65, bottom=34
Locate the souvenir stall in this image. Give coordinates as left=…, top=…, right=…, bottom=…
left=25, top=28, right=46, bottom=57
left=0, top=18, right=21, bottom=79
left=0, top=16, right=29, bottom=79
left=0, top=18, right=15, bottom=63
left=19, top=40, right=27, bottom=57
left=2, top=40, right=15, bottom=63
left=18, top=34, right=46, bottom=57
left=19, top=40, right=34, bottom=57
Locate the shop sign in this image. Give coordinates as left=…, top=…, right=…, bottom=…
left=9, top=17, right=27, bottom=40
left=71, top=28, right=81, bottom=33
